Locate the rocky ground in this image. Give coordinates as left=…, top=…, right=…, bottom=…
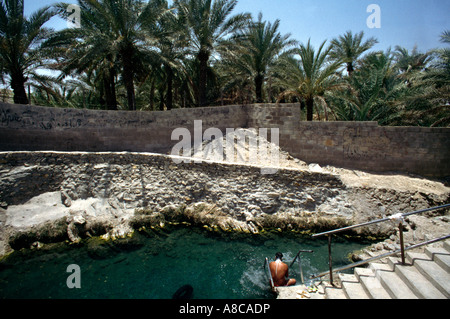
left=0, top=132, right=449, bottom=259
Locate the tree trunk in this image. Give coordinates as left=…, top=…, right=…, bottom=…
left=11, top=73, right=29, bottom=105
left=268, top=75, right=272, bottom=103
left=306, top=97, right=314, bottom=121
left=166, top=65, right=173, bottom=111
left=149, top=78, right=155, bottom=110
left=103, top=70, right=118, bottom=110
left=121, top=46, right=136, bottom=111
left=197, top=50, right=209, bottom=107
left=159, top=91, right=165, bottom=111
left=255, top=74, right=264, bottom=103
left=347, top=62, right=354, bottom=76
left=123, top=64, right=136, bottom=111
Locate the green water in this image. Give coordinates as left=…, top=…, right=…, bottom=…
left=0, top=226, right=370, bottom=299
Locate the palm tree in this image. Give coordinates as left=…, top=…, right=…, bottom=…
left=277, top=39, right=342, bottom=121
left=147, top=3, right=190, bottom=110
left=31, top=73, right=103, bottom=109
left=394, top=45, right=432, bottom=73
left=0, top=0, right=56, bottom=104
left=399, top=31, right=450, bottom=127
left=175, top=0, right=250, bottom=107
left=393, top=45, right=433, bottom=89
left=225, top=12, right=296, bottom=103
left=427, top=30, right=450, bottom=88
left=50, top=0, right=168, bottom=111
left=329, top=30, right=378, bottom=76
left=330, top=50, right=408, bottom=124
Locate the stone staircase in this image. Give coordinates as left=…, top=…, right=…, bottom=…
left=277, top=240, right=450, bottom=299
left=323, top=240, right=450, bottom=299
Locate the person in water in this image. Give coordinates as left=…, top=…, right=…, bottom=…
left=269, top=252, right=296, bottom=287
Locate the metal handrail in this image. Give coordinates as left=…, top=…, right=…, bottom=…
left=312, top=203, right=450, bottom=238
left=311, top=234, right=450, bottom=279
left=310, top=203, right=450, bottom=285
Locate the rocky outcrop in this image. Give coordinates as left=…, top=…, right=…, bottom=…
left=0, top=151, right=449, bottom=257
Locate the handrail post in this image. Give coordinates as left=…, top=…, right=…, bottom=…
left=290, top=250, right=314, bottom=285
left=327, top=234, right=334, bottom=286
left=398, top=222, right=405, bottom=265
left=299, top=256, right=304, bottom=284
left=265, top=257, right=275, bottom=290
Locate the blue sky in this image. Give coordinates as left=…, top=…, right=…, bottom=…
left=23, top=0, right=450, bottom=52
left=235, top=0, right=450, bottom=52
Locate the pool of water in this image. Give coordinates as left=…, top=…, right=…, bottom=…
left=0, top=226, right=370, bottom=299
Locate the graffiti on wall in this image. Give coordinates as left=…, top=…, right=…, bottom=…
left=1, top=104, right=231, bottom=131
left=343, top=127, right=389, bottom=160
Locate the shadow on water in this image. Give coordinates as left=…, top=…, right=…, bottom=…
left=0, top=225, right=372, bottom=299
left=172, top=284, right=194, bottom=299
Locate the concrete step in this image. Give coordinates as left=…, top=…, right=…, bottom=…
left=443, top=240, right=450, bottom=252
left=354, top=267, right=375, bottom=279
left=339, top=273, right=370, bottom=299
left=388, top=257, right=446, bottom=299
left=425, top=247, right=450, bottom=272
left=354, top=267, right=392, bottom=299
left=370, top=261, right=393, bottom=273
left=434, top=254, right=450, bottom=273
left=324, top=285, right=348, bottom=299
left=319, top=241, right=450, bottom=300
left=408, top=251, right=450, bottom=298
left=377, top=268, right=418, bottom=299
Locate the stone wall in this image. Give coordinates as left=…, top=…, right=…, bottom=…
left=247, top=105, right=450, bottom=177
left=0, top=151, right=357, bottom=252
left=2, top=151, right=447, bottom=239
left=1, top=102, right=449, bottom=177
left=0, top=102, right=248, bottom=154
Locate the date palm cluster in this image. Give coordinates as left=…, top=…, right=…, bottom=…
left=0, top=0, right=448, bottom=126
